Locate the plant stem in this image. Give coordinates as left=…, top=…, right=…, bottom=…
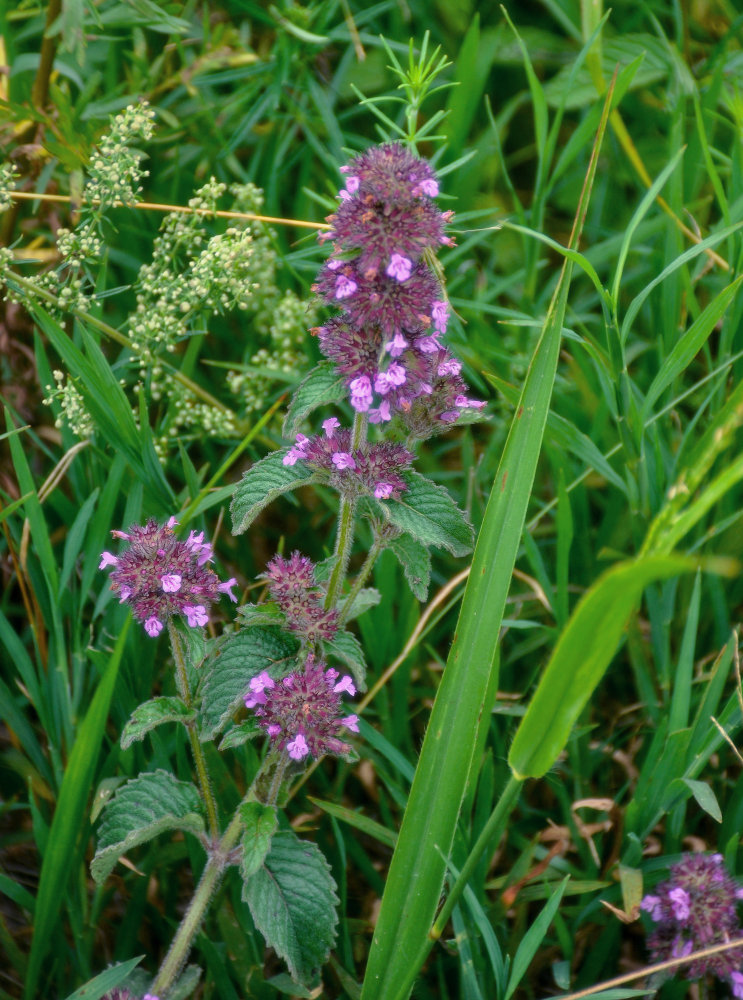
left=148, top=795, right=249, bottom=998
left=168, top=622, right=220, bottom=839
left=339, top=537, right=383, bottom=627
left=324, top=412, right=366, bottom=611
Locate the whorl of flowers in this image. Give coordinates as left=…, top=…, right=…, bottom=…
left=641, top=853, right=743, bottom=995
left=264, top=552, right=339, bottom=642
left=99, top=518, right=237, bottom=637
left=283, top=417, right=414, bottom=499
left=312, top=142, right=484, bottom=435
left=244, top=655, right=359, bottom=761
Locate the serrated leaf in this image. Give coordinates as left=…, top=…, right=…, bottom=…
left=282, top=361, right=347, bottom=438
left=240, top=802, right=278, bottom=879
left=236, top=602, right=286, bottom=628
left=388, top=533, right=432, bottom=601
left=218, top=718, right=261, bottom=750
left=337, top=587, right=382, bottom=621
left=323, top=630, right=367, bottom=690
left=198, top=628, right=298, bottom=741
left=375, top=472, right=474, bottom=557
left=231, top=451, right=317, bottom=535
left=243, top=830, right=339, bottom=987
left=91, top=771, right=205, bottom=884
left=121, top=696, right=195, bottom=750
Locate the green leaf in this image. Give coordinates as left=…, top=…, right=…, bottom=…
left=309, top=797, right=397, bottom=849
left=642, top=275, right=743, bottom=417
left=375, top=472, right=474, bottom=557
left=282, top=361, right=346, bottom=439
left=361, top=81, right=615, bottom=1000
left=681, top=778, right=722, bottom=823
left=388, top=533, right=432, bottom=601
left=337, top=587, right=382, bottom=622
left=60, top=956, right=144, bottom=1000
left=219, top=718, right=262, bottom=751
left=323, top=630, right=367, bottom=690
left=91, top=770, right=206, bottom=884
left=24, top=621, right=130, bottom=1000
left=504, top=877, right=569, bottom=1000
left=239, top=801, right=278, bottom=879
left=508, top=555, right=696, bottom=780
left=231, top=451, right=317, bottom=535
left=120, top=696, right=196, bottom=750
left=243, top=830, right=339, bottom=988
left=198, top=628, right=298, bottom=741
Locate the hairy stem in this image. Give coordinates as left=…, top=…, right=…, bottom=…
left=339, top=537, right=383, bottom=627
left=149, top=750, right=283, bottom=998
left=324, top=411, right=366, bottom=610
left=168, top=622, right=220, bottom=839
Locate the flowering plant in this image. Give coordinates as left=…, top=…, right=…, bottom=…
left=89, top=120, right=485, bottom=997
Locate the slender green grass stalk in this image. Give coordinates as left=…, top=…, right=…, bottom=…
left=360, top=71, right=618, bottom=1000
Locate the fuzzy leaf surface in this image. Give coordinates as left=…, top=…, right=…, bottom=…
left=388, top=533, right=432, bottom=601
left=337, top=587, right=382, bottom=622
left=323, top=630, right=367, bottom=690
left=218, top=718, right=261, bottom=751
left=231, top=451, right=316, bottom=535
left=282, top=361, right=347, bottom=439
left=243, top=830, right=339, bottom=987
left=198, top=628, right=298, bottom=741
left=240, top=802, right=278, bottom=879
left=375, top=472, right=474, bottom=557
left=91, top=770, right=205, bottom=884
left=120, top=696, right=195, bottom=750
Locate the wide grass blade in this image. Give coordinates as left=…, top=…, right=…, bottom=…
left=24, top=621, right=130, bottom=1000
left=508, top=554, right=698, bottom=780
left=360, top=79, right=616, bottom=1000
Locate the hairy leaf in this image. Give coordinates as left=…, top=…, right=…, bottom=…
left=240, top=802, right=278, bottom=879
left=198, top=628, right=298, bottom=741
left=375, top=472, right=474, bottom=557
left=243, top=830, right=339, bottom=987
left=91, top=771, right=205, bottom=884
left=323, top=630, right=367, bottom=690
left=388, top=533, right=432, bottom=601
left=282, top=361, right=347, bottom=439
left=120, top=696, right=195, bottom=750
left=231, top=451, right=316, bottom=534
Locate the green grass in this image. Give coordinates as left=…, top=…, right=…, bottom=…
left=1, top=1, right=743, bottom=998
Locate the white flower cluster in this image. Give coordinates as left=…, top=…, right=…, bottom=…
left=0, top=163, right=19, bottom=212
left=85, top=102, right=156, bottom=209
left=56, top=224, right=103, bottom=267
left=43, top=371, right=95, bottom=438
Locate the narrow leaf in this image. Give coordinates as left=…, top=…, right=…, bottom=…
left=91, top=770, right=205, bottom=884
left=230, top=451, right=316, bottom=534
left=508, top=555, right=696, bottom=779
left=243, top=830, right=339, bottom=987
left=681, top=778, right=722, bottom=823
left=504, top=877, right=569, bottom=1000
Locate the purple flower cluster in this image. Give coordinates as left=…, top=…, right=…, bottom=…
left=283, top=417, right=414, bottom=500
left=264, top=551, right=338, bottom=642
left=312, top=142, right=485, bottom=437
left=99, top=518, right=237, bottom=637
left=641, top=853, right=743, bottom=994
left=244, top=655, right=359, bottom=761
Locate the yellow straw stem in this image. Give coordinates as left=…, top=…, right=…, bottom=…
left=7, top=190, right=330, bottom=230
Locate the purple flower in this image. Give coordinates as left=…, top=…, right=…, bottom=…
left=335, top=274, right=357, bottom=299
left=99, top=518, right=235, bottom=635
left=385, top=333, right=408, bottom=357
left=264, top=552, right=338, bottom=642
left=349, top=375, right=373, bottom=412
left=731, top=971, right=743, bottom=999
left=244, top=654, right=359, bottom=761
left=374, top=482, right=394, bottom=499
left=431, top=299, right=448, bottom=332
left=322, top=416, right=340, bottom=438
left=642, top=853, right=743, bottom=986
left=298, top=429, right=414, bottom=501
left=218, top=577, right=238, bottom=602
left=386, top=253, right=413, bottom=281
left=332, top=451, right=356, bottom=470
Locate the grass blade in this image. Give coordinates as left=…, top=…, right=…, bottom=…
left=360, top=78, right=616, bottom=1000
